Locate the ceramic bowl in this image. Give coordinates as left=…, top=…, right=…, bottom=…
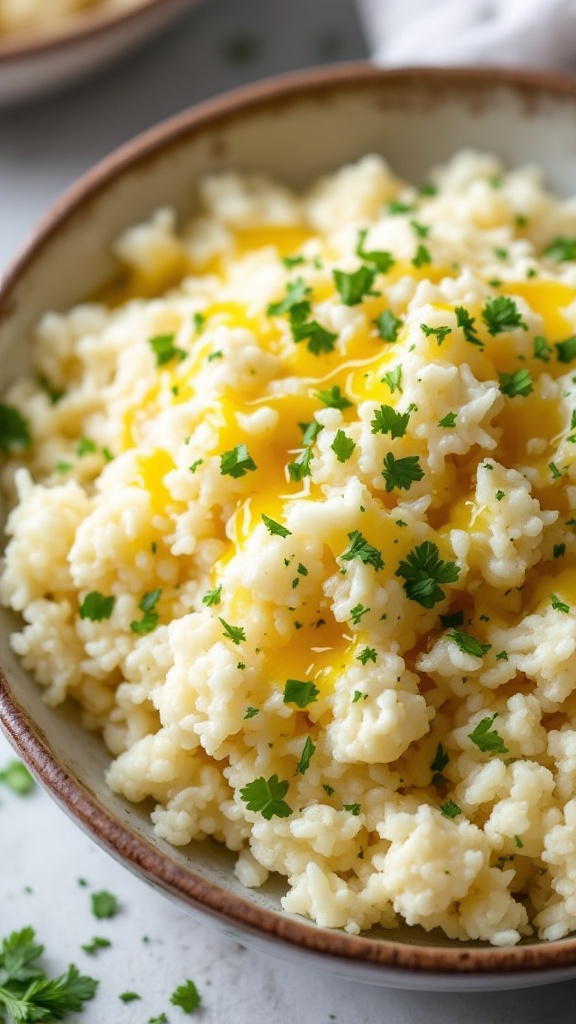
left=3, top=64, right=576, bottom=991
left=0, top=0, right=198, bottom=106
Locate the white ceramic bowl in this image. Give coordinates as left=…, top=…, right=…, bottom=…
left=3, top=64, right=576, bottom=990
left=0, top=0, right=198, bottom=106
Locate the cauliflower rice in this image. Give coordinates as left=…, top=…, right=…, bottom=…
left=5, top=151, right=576, bottom=946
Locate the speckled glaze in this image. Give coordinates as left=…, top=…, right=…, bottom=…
left=3, top=65, right=576, bottom=989
left=0, top=0, right=198, bottom=106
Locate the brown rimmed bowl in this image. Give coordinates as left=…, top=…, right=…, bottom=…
left=3, top=64, right=576, bottom=990
left=0, top=0, right=198, bottom=106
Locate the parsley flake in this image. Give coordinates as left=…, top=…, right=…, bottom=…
left=0, top=760, right=35, bottom=796
left=412, top=244, right=431, bottom=268
left=299, top=420, right=323, bottom=446
left=148, top=334, right=186, bottom=366
left=331, top=430, right=356, bottom=463
left=287, top=447, right=313, bottom=481
left=340, top=530, right=384, bottom=570
left=219, top=618, right=246, bottom=645
left=244, top=707, right=259, bottom=719
left=315, top=385, right=353, bottom=410
left=220, top=444, right=257, bottom=478
left=240, top=775, right=292, bottom=819
left=455, top=305, right=482, bottom=345
left=81, top=936, right=111, bottom=955
left=382, top=366, right=403, bottom=394
left=430, top=742, right=449, bottom=786
left=420, top=323, right=451, bottom=344
left=356, top=228, right=395, bottom=272
left=498, top=368, right=533, bottom=398
left=170, top=979, right=202, bottom=1014
left=333, top=266, right=377, bottom=306
left=375, top=309, right=403, bottom=342
left=79, top=591, right=115, bottom=622
left=202, top=584, right=222, bottom=607
left=395, top=541, right=460, bottom=608
left=130, top=589, right=161, bottom=635
left=262, top=514, right=291, bottom=537
left=544, top=236, right=576, bottom=262
left=295, top=735, right=316, bottom=775
left=482, top=296, right=528, bottom=335
left=439, top=798, right=461, bottom=819
left=533, top=335, right=552, bottom=362
left=119, top=990, right=141, bottom=1003
left=371, top=404, right=410, bottom=438
left=382, top=452, right=424, bottom=492
left=267, top=276, right=311, bottom=318
left=551, top=593, right=570, bottom=613
left=448, top=631, right=491, bottom=658
left=350, top=603, right=370, bottom=626
left=0, top=404, right=31, bottom=451
left=76, top=437, right=97, bottom=456
left=555, top=335, right=576, bottom=363
left=468, top=714, right=509, bottom=754
left=283, top=679, right=319, bottom=708
left=356, top=647, right=377, bottom=665
left=292, top=318, right=338, bottom=355
left=91, top=891, right=119, bottom=919
left=553, top=543, right=566, bottom=559
left=439, top=609, right=464, bottom=629
left=438, top=411, right=457, bottom=428
left=343, top=803, right=361, bottom=816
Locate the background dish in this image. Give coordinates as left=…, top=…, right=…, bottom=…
left=0, top=0, right=199, bottom=106
left=3, top=63, right=576, bottom=989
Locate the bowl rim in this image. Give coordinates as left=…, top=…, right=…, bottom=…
left=0, top=0, right=190, bottom=63
left=3, top=61, right=576, bottom=976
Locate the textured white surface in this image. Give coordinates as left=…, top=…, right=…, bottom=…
left=3, top=0, right=576, bottom=1017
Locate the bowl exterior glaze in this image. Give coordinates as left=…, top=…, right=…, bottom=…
left=2, top=65, right=576, bottom=988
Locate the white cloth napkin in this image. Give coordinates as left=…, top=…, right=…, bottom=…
left=357, top=0, right=576, bottom=69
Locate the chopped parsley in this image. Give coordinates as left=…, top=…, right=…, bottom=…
left=170, top=979, right=202, bottom=1014
left=267, top=276, right=311, bottom=317
left=549, top=461, right=563, bottom=480
left=220, top=444, right=257, bottom=478
left=551, top=593, right=570, bottom=613
left=420, top=323, right=451, bottom=344
left=295, top=736, right=316, bottom=775
left=430, top=742, right=449, bottom=787
left=355, top=228, right=395, bottom=273
left=439, top=799, right=462, bottom=820
left=148, top=333, right=186, bottom=366
left=299, top=420, right=323, bottom=446
left=375, top=308, right=404, bottom=342
left=439, top=609, right=464, bottom=629
left=553, top=543, right=566, bottom=559
left=555, top=335, right=576, bottom=363
left=0, top=404, right=31, bottom=451
left=412, top=244, right=431, bottom=268
left=350, top=603, right=370, bottom=626
left=0, top=760, right=35, bottom=796
left=240, top=775, right=292, bottom=819
left=76, top=437, right=97, bottom=456
left=189, top=459, right=203, bottom=474
left=382, top=366, right=403, bottom=394
left=315, top=385, right=353, bottom=410
left=455, top=305, right=481, bottom=345
left=81, top=936, right=111, bottom=955
left=543, top=236, right=576, bottom=262
left=202, top=584, right=222, bottom=607
left=352, top=690, right=366, bottom=703
left=79, top=591, right=115, bottom=622
left=343, top=803, right=361, bottom=816
left=0, top=927, right=97, bottom=1022
left=323, top=784, right=335, bottom=797
left=533, top=335, right=552, bottom=362
left=448, top=631, right=491, bottom=657
left=498, top=368, right=533, bottom=398
left=119, top=991, right=141, bottom=1003
left=386, top=199, right=413, bottom=215
left=395, top=541, right=460, bottom=609
left=356, top=647, right=377, bottom=665
left=91, top=890, right=119, bottom=919
left=130, top=589, right=161, bottom=635
left=244, top=707, right=259, bottom=719
left=292, top=318, right=338, bottom=355
left=514, top=834, right=524, bottom=849
left=371, top=404, right=410, bottom=438
left=482, top=296, right=527, bottom=335
left=331, top=429, right=356, bottom=463
left=193, top=312, right=205, bottom=332
left=410, top=218, right=429, bottom=238
left=340, top=530, right=384, bottom=570
left=283, top=679, right=319, bottom=708
left=437, top=411, right=457, bottom=428
left=219, top=618, right=246, bottom=645
left=261, top=514, right=291, bottom=537
left=381, top=452, right=424, bottom=492
left=333, top=266, right=377, bottom=306
left=282, top=254, right=305, bottom=269
left=287, top=447, right=313, bottom=481
left=468, top=714, right=509, bottom=755
left=496, top=489, right=505, bottom=501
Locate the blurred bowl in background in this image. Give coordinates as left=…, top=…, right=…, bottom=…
left=0, top=0, right=200, bottom=106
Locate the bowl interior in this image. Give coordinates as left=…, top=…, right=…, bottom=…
left=3, top=66, right=576, bottom=982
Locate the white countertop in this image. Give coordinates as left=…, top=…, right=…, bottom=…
left=3, top=1, right=576, bottom=1020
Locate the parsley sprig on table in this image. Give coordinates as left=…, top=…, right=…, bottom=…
left=0, top=927, right=97, bottom=1023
